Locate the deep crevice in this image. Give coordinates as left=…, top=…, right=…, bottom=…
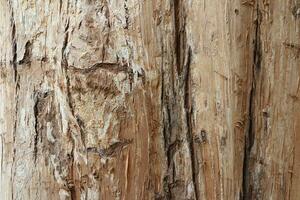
left=59, top=0, right=63, bottom=14
left=174, top=0, right=187, bottom=75
left=184, top=47, right=199, bottom=200
left=8, top=2, right=19, bottom=199
left=18, top=40, right=33, bottom=65
left=61, top=21, right=75, bottom=117
left=61, top=21, right=77, bottom=200
left=161, top=77, right=173, bottom=200
left=9, top=3, right=18, bottom=82
left=160, top=39, right=172, bottom=199
left=242, top=2, right=262, bottom=199
left=32, top=91, right=51, bottom=163
left=33, top=95, right=40, bottom=164
left=67, top=125, right=76, bottom=200
left=174, top=0, right=199, bottom=198
left=12, top=23, right=18, bottom=81
left=160, top=0, right=199, bottom=198
left=123, top=0, right=129, bottom=30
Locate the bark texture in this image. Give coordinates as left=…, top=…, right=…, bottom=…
left=0, top=0, right=299, bottom=200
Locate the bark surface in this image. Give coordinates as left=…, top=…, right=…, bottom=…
left=0, top=0, right=299, bottom=200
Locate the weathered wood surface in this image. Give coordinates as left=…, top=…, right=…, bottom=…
left=0, top=0, right=299, bottom=199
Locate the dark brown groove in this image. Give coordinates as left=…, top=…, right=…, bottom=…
left=174, top=0, right=199, bottom=198
left=68, top=125, right=76, bottom=200
left=9, top=2, right=17, bottom=82
left=61, top=20, right=77, bottom=200
left=18, top=41, right=33, bottom=65
left=184, top=47, right=199, bottom=200
left=242, top=1, right=262, bottom=199
left=242, top=86, right=254, bottom=200
left=61, top=21, right=74, bottom=116
left=33, top=94, right=39, bottom=164
left=12, top=24, right=17, bottom=81
left=59, top=0, right=63, bottom=14
left=174, top=0, right=184, bottom=74
left=159, top=0, right=200, bottom=199
left=160, top=41, right=172, bottom=199
left=124, top=0, right=129, bottom=30
left=161, top=67, right=173, bottom=200
left=8, top=1, right=19, bottom=199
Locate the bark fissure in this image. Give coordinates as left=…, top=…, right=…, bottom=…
left=160, top=39, right=172, bottom=199
left=67, top=125, right=76, bottom=200
left=18, top=41, right=33, bottom=65
left=174, top=0, right=184, bottom=74
left=161, top=85, right=173, bottom=199
left=10, top=15, right=17, bottom=81
left=33, top=95, right=40, bottom=163
left=242, top=2, right=262, bottom=199
left=123, top=0, right=129, bottom=30
left=59, top=0, right=63, bottom=14
left=61, top=21, right=75, bottom=117
left=8, top=2, right=20, bottom=199
left=184, top=47, right=199, bottom=200
left=160, top=1, right=199, bottom=198
left=61, top=21, right=69, bottom=71
left=242, top=86, right=254, bottom=199
left=160, top=18, right=180, bottom=200
left=61, top=20, right=78, bottom=200
left=174, top=0, right=199, bottom=198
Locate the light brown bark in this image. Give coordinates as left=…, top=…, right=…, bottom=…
left=0, top=0, right=299, bottom=200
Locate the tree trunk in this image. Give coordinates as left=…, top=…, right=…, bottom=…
left=0, top=0, right=299, bottom=199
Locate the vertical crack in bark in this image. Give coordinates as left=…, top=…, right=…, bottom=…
left=10, top=12, right=17, bottom=81
left=67, top=125, right=77, bottom=200
left=160, top=0, right=199, bottom=199
left=18, top=40, right=33, bottom=65
left=32, top=91, right=51, bottom=164
left=242, top=86, right=254, bottom=200
left=33, top=95, right=40, bottom=164
left=174, top=0, right=186, bottom=74
left=62, top=20, right=76, bottom=119
left=161, top=63, right=172, bottom=200
left=61, top=20, right=69, bottom=71
left=160, top=42, right=172, bottom=200
left=184, top=47, right=199, bottom=200
left=59, top=0, right=63, bottom=14
left=123, top=0, right=129, bottom=30
left=253, top=5, right=262, bottom=72
left=242, top=2, right=262, bottom=199
left=8, top=1, right=19, bottom=199
left=174, top=0, right=199, bottom=199
left=61, top=20, right=77, bottom=200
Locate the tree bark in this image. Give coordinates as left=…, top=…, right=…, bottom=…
left=0, top=0, right=299, bottom=200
